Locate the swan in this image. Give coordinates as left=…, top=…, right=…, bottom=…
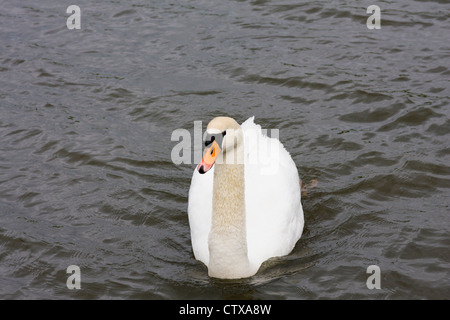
left=187, top=116, right=304, bottom=279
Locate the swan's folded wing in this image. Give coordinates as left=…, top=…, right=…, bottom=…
left=187, top=166, right=214, bottom=266
left=242, top=119, right=304, bottom=267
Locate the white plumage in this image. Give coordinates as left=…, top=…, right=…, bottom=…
left=188, top=116, right=304, bottom=278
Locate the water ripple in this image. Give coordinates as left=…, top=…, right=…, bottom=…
left=0, top=0, right=449, bottom=299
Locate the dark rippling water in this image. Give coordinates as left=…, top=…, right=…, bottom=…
left=1, top=0, right=449, bottom=299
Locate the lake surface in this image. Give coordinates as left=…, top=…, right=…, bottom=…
left=0, top=0, right=449, bottom=299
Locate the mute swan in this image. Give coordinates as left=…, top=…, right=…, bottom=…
left=187, top=116, right=304, bottom=279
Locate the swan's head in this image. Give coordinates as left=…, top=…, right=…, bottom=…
left=197, top=117, right=243, bottom=174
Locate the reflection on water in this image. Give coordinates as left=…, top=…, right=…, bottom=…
left=0, top=0, right=449, bottom=299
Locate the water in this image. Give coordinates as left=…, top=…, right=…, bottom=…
left=0, top=0, right=449, bottom=299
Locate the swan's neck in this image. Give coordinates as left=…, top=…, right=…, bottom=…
left=208, top=146, right=253, bottom=278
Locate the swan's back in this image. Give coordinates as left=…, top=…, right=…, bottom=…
left=241, top=117, right=304, bottom=269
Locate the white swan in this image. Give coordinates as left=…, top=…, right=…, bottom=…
left=187, top=116, right=304, bottom=279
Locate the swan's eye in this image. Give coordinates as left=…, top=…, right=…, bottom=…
left=205, top=131, right=226, bottom=148
left=205, top=135, right=215, bottom=147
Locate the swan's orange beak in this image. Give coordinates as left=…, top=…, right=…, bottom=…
left=197, top=140, right=220, bottom=174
